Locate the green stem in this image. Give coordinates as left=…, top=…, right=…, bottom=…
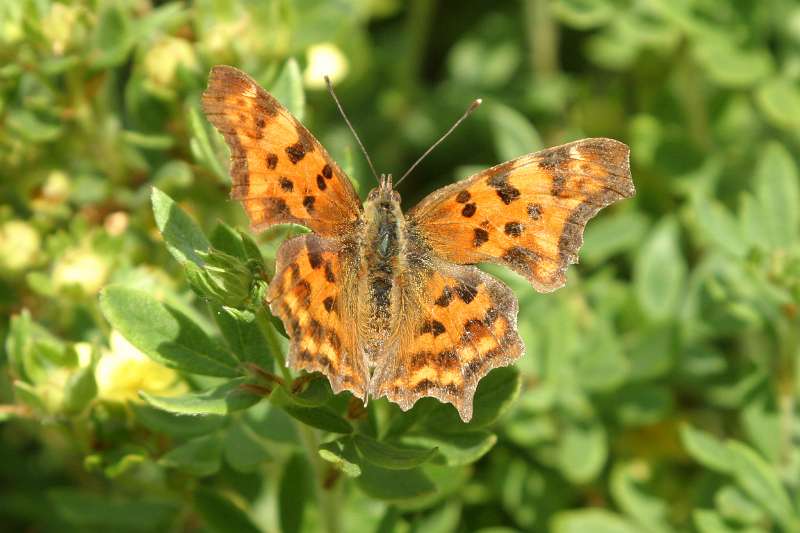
left=524, top=0, right=559, bottom=79
left=254, top=309, right=292, bottom=383
left=297, top=423, right=340, bottom=533
left=254, top=308, right=340, bottom=532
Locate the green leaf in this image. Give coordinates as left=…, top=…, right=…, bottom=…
left=692, top=509, right=751, bottom=533
left=356, top=462, right=437, bottom=501
left=280, top=453, right=312, bottom=533
left=140, top=379, right=260, bottom=416
left=695, top=199, right=747, bottom=258
left=224, top=420, right=272, bottom=472
left=754, top=142, right=799, bottom=249
left=581, top=209, right=649, bottom=265
left=271, top=387, right=352, bottom=433
left=12, top=380, right=46, bottom=412
left=556, top=418, right=607, bottom=483
left=489, top=103, right=542, bottom=162
left=693, top=40, right=773, bottom=89
left=289, top=375, right=333, bottom=407
left=271, top=58, right=305, bottom=121
left=634, top=218, right=687, bottom=322
left=714, top=485, right=766, bottom=525
left=403, top=430, right=496, bottom=467
left=552, top=509, right=641, bottom=533
left=89, top=4, right=133, bottom=68
left=614, top=385, right=673, bottom=426
left=62, top=366, right=97, bottom=414
left=680, top=424, right=733, bottom=474
left=213, top=307, right=273, bottom=369
left=756, top=77, right=800, bottom=132
left=189, top=107, right=228, bottom=182
left=423, top=366, right=521, bottom=431
left=159, top=434, right=223, bottom=477
left=99, top=285, right=239, bottom=377
left=6, top=109, right=62, bottom=143
left=48, top=489, right=177, bottom=530
left=194, top=489, right=261, bottom=533
left=610, top=462, right=672, bottom=533
left=353, top=434, right=438, bottom=470
left=727, top=441, right=797, bottom=530
left=132, top=403, right=226, bottom=438
left=553, top=0, right=615, bottom=29
left=318, top=438, right=362, bottom=477
left=151, top=187, right=210, bottom=267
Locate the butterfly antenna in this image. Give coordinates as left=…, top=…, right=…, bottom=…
left=325, top=75, right=380, bottom=185
left=394, top=98, right=483, bottom=188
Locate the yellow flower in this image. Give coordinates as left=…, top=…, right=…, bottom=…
left=41, top=3, right=83, bottom=55
left=95, top=331, right=186, bottom=403
left=52, top=247, right=109, bottom=295
left=0, top=220, right=40, bottom=274
left=304, top=43, right=349, bottom=90
left=143, top=36, right=199, bottom=89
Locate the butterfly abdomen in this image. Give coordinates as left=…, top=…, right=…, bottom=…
left=358, top=190, right=409, bottom=354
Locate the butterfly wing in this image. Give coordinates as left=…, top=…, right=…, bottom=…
left=202, top=65, right=361, bottom=236
left=269, top=234, right=369, bottom=398
left=407, top=138, right=634, bottom=292
left=370, top=261, right=523, bottom=422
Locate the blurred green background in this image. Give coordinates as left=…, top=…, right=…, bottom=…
left=2, top=0, right=800, bottom=532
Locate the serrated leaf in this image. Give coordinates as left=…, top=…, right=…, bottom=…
left=100, top=285, right=238, bottom=377
left=353, top=434, right=438, bottom=470
left=151, top=187, right=210, bottom=266
left=140, top=378, right=259, bottom=416
left=194, top=489, right=261, bottom=533
left=159, top=434, right=223, bottom=477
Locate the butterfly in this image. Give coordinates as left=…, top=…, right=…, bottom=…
left=201, top=66, right=635, bottom=422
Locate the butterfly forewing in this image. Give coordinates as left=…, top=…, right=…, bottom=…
left=408, top=138, right=635, bottom=292
left=201, top=65, right=362, bottom=236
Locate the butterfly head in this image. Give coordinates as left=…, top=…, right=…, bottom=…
left=366, top=173, right=401, bottom=204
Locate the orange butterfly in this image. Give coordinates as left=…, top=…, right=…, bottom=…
left=202, top=66, right=635, bottom=422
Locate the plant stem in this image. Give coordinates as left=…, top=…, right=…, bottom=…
left=297, top=422, right=341, bottom=533
left=524, top=0, right=558, bottom=79
left=254, top=309, right=292, bottom=383
left=254, top=308, right=340, bottom=532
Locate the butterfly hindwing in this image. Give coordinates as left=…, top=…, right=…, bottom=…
left=268, top=234, right=369, bottom=398
left=202, top=66, right=361, bottom=236
left=408, top=138, right=634, bottom=292
left=370, top=261, right=523, bottom=422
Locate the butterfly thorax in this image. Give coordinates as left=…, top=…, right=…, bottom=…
left=358, top=175, right=407, bottom=357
